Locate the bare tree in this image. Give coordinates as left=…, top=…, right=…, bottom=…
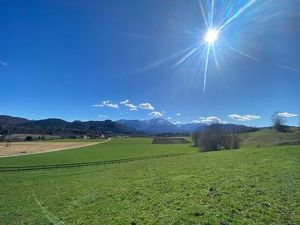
left=224, top=132, right=242, bottom=149
left=271, top=112, right=286, bottom=132
left=195, top=124, right=242, bottom=151
left=199, top=124, right=225, bottom=151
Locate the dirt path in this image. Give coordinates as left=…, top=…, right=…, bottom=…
left=0, top=138, right=111, bottom=158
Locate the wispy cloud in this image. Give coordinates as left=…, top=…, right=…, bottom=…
left=103, top=100, right=119, bottom=109
left=120, top=99, right=129, bottom=105
left=120, top=100, right=138, bottom=111
left=277, top=64, right=300, bottom=73
left=125, top=103, right=138, bottom=111
left=102, top=100, right=119, bottom=109
left=139, top=103, right=155, bottom=111
left=149, top=111, right=163, bottom=117
left=0, top=60, right=8, bottom=67
left=277, top=112, right=298, bottom=118
left=93, top=100, right=119, bottom=109
left=92, top=103, right=104, bottom=107
left=228, top=114, right=261, bottom=121
left=99, top=115, right=108, bottom=118
left=192, top=120, right=202, bottom=124
left=176, top=113, right=181, bottom=116
left=199, top=116, right=227, bottom=124
left=173, top=121, right=183, bottom=125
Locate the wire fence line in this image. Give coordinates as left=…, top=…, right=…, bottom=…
left=0, top=153, right=194, bottom=173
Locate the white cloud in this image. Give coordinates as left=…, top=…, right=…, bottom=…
left=119, top=99, right=138, bottom=111
left=120, top=99, right=129, bottom=105
left=192, top=120, right=201, bottom=124
left=149, top=111, right=163, bottom=117
left=92, top=103, right=104, bottom=107
left=99, top=115, right=108, bottom=118
left=228, top=114, right=261, bottom=121
left=176, top=113, right=181, bottom=116
left=277, top=112, right=298, bottom=118
left=162, top=111, right=166, bottom=114
left=102, top=100, right=119, bottom=109
left=125, top=103, right=138, bottom=111
left=199, top=116, right=227, bottom=124
left=0, top=60, right=8, bottom=67
left=167, top=117, right=172, bottom=120
left=139, top=103, right=155, bottom=111
left=173, top=121, right=182, bottom=125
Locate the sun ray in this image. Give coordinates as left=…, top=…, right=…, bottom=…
left=198, top=0, right=209, bottom=28
left=210, top=0, right=215, bottom=27
left=140, top=43, right=202, bottom=71
left=227, top=45, right=260, bottom=62
left=276, top=64, right=300, bottom=73
left=219, top=0, right=257, bottom=31
left=203, top=46, right=211, bottom=93
left=211, top=45, right=219, bottom=71
left=139, top=0, right=293, bottom=92
left=172, top=42, right=205, bottom=68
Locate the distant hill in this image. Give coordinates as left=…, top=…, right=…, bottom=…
left=0, top=115, right=138, bottom=136
left=0, top=115, right=29, bottom=125
left=178, top=122, right=258, bottom=133
left=177, top=122, right=207, bottom=132
left=119, top=118, right=258, bottom=134
left=215, top=124, right=259, bottom=133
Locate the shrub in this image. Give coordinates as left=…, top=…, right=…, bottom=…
left=199, top=124, right=225, bottom=151
left=24, top=136, right=33, bottom=141
left=195, top=124, right=242, bottom=151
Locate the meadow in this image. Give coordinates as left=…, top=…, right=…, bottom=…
left=0, top=138, right=194, bottom=167
left=0, top=137, right=299, bottom=224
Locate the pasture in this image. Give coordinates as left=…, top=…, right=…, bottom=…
left=0, top=138, right=299, bottom=224
left=0, top=138, right=194, bottom=167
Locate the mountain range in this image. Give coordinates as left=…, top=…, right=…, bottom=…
left=119, top=118, right=258, bottom=134
left=0, top=115, right=136, bottom=136
left=0, top=115, right=258, bottom=136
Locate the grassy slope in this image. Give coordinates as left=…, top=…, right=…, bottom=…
left=0, top=138, right=195, bottom=167
left=241, top=128, right=300, bottom=148
left=1, top=146, right=299, bottom=224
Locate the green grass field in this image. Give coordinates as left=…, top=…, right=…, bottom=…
left=0, top=138, right=195, bottom=167
left=0, top=138, right=299, bottom=224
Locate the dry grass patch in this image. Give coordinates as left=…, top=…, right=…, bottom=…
left=0, top=141, right=99, bottom=157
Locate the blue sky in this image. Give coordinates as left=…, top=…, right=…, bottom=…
left=1, top=0, right=300, bottom=127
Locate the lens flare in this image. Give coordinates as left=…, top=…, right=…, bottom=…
left=204, top=29, right=219, bottom=44
left=141, top=0, right=299, bottom=92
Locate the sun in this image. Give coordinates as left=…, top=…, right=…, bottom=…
left=204, top=29, right=219, bottom=44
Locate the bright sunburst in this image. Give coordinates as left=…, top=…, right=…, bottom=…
left=142, top=0, right=299, bottom=93
left=204, top=29, right=219, bottom=44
